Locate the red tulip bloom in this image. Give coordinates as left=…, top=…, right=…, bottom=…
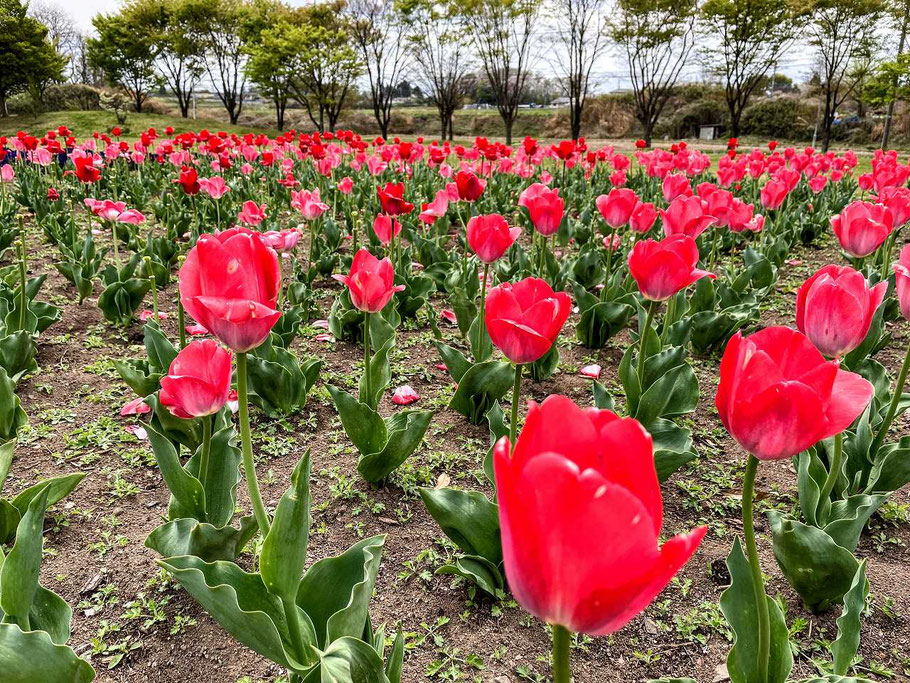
left=179, top=231, right=281, bottom=352
left=377, top=182, right=414, bottom=215
left=333, top=248, right=405, bottom=313
left=372, top=215, right=401, bottom=246
left=159, top=340, right=232, bottom=419
left=494, top=395, right=706, bottom=635
left=716, top=327, right=873, bottom=461
left=454, top=171, right=486, bottom=202
left=467, top=214, right=521, bottom=263
left=893, top=244, right=910, bottom=321
left=519, top=183, right=564, bottom=236
left=659, top=196, right=716, bottom=239
left=796, top=265, right=886, bottom=358
left=629, top=202, right=657, bottom=233
left=628, top=234, right=714, bottom=301
left=831, top=201, right=894, bottom=258
left=661, top=174, right=692, bottom=203
left=595, top=188, right=639, bottom=229
left=74, top=156, right=101, bottom=183
left=485, top=277, right=571, bottom=364
left=878, top=187, right=910, bottom=228
left=759, top=180, right=788, bottom=210
left=176, top=166, right=200, bottom=195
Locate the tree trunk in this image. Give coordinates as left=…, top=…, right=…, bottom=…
left=275, top=99, right=285, bottom=130
left=0, top=92, right=7, bottom=118
left=570, top=102, right=582, bottom=140
left=503, top=115, right=513, bottom=146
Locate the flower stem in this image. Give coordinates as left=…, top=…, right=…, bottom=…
left=145, top=256, right=158, bottom=320
left=110, top=221, right=122, bottom=271
left=199, top=416, right=212, bottom=496
left=282, top=596, right=308, bottom=676
left=475, top=262, right=489, bottom=359
left=551, top=625, right=571, bottom=683
left=818, top=431, right=843, bottom=511
left=870, top=339, right=910, bottom=457
left=17, top=218, right=27, bottom=331
left=363, top=311, right=372, bottom=404
left=236, top=352, right=270, bottom=536
left=742, top=454, right=770, bottom=683
left=509, top=363, right=522, bottom=444
left=637, top=300, right=659, bottom=394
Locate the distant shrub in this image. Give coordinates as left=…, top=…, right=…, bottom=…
left=657, top=99, right=729, bottom=139
left=8, top=83, right=101, bottom=114
left=741, top=98, right=811, bottom=138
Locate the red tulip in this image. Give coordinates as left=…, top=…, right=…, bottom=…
left=831, top=201, right=894, bottom=258
left=796, top=265, right=886, bottom=358
left=878, top=187, right=910, bottom=228
left=629, top=202, right=657, bottom=233
left=893, top=244, right=910, bottom=321
left=176, top=166, right=200, bottom=195
left=454, top=170, right=486, bottom=202
left=376, top=182, right=414, bottom=215
left=466, top=214, right=521, bottom=263
left=485, top=277, right=571, bottom=364
left=519, top=184, right=564, bottom=236
left=659, top=196, right=716, bottom=239
left=333, top=248, right=405, bottom=313
left=715, top=326, right=873, bottom=461
left=159, top=339, right=232, bottom=419
left=494, top=395, right=706, bottom=635
left=74, top=156, right=101, bottom=183
left=628, top=234, right=714, bottom=301
left=179, top=230, right=281, bottom=352
left=759, top=180, right=788, bottom=210
left=595, top=188, right=639, bottom=229
left=661, top=174, right=692, bottom=203
left=372, top=215, right=401, bottom=246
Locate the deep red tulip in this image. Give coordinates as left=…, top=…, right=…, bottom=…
left=893, top=244, right=910, bottom=321
left=595, top=188, right=639, bottom=229
left=831, top=201, right=894, bottom=258
left=716, top=326, right=873, bottom=461
left=377, top=182, right=414, bottom=215
left=796, top=265, right=887, bottom=358
left=454, top=171, right=486, bottom=202
left=485, top=277, right=571, bottom=364
left=333, top=248, right=405, bottom=313
left=494, top=395, right=706, bottom=635
left=179, top=230, right=281, bottom=352
left=518, top=183, right=564, bottom=236
left=159, top=339, right=232, bottom=419
left=467, top=214, right=521, bottom=263
left=659, top=196, right=716, bottom=239
left=74, top=156, right=101, bottom=183
left=176, top=166, right=200, bottom=195
left=628, top=234, right=714, bottom=301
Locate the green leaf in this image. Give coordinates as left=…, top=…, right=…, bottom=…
left=144, top=517, right=257, bottom=563
left=592, top=381, right=614, bottom=410
left=0, top=623, right=94, bottom=683
left=328, top=386, right=387, bottom=457
left=720, top=537, right=793, bottom=683
left=0, top=484, right=50, bottom=624
left=383, top=630, right=404, bottom=683
left=359, top=336, right=394, bottom=410
left=185, top=424, right=243, bottom=529
left=866, top=445, right=910, bottom=494
left=318, top=636, right=390, bottom=683
left=357, top=411, right=432, bottom=482
left=145, top=422, right=207, bottom=522
left=0, top=366, right=27, bottom=442
left=0, top=331, right=37, bottom=383
left=767, top=512, right=859, bottom=612
left=143, top=322, right=177, bottom=372
left=261, top=452, right=311, bottom=601
left=824, top=494, right=886, bottom=552
left=11, top=473, right=86, bottom=520
left=297, top=536, right=384, bottom=649
left=419, top=488, right=501, bottom=563
left=448, top=361, right=514, bottom=425
left=0, top=438, right=13, bottom=490
left=832, top=560, right=868, bottom=676
left=436, top=555, right=505, bottom=596
left=434, top=342, right=472, bottom=383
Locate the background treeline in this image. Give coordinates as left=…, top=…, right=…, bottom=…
left=2, top=0, right=910, bottom=149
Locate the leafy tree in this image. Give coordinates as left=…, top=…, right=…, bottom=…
left=0, top=0, right=67, bottom=116
left=808, top=0, right=883, bottom=151
left=866, top=53, right=910, bottom=110
left=608, top=0, right=698, bottom=146
left=880, top=0, right=910, bottom=147
left=701, top=0, right=806, bottom=137
left=244, top=15, right=297, bottom=129
left=87, top=12, right=160, bottom=112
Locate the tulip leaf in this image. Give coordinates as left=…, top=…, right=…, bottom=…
left=573, top=286, right=634, bottom=349
left=635, top=353, right=699, bottom=424
left=832, top=560, right=868, bottom=676
left=796, top=449, right=827, bottom=527
left=449, top=360, right=514, bottom=425
left=327, top=386, right=387, bottom=457
left=261, top=452, right=311, bottom=601
left=419, top=488, right=501, bottom=563
left=10, top=472, right=86, bottom=521
left=720, top=537, right=792, bottom=683
left=0, top=624, right=95, bottom=683
left=318, top=636, right=391, bottom=683
left=357, top=410, right=433, bottom=482
left=527, top=344, right=559, bottom=382
left=435, top=342, right=472, bottom=383
left=360, top=336, right=394, bottom=411
left=97, top=277, right=152, bottom=326
left=248, top=345, right=322, bottom=416
left=114, top=358, right=162, bottom=397
left=144, top=517, right=257, bottom=562
left=436, top=554, right=505, bottom=596
left=467, top=314, right=493, bottom=363
left=145, top=422, right=207, bottom=522
left=0, top=484, right=50, bottom=625
left=0, top=437, right=13, bottom=490
left=184, top=424, right=243, bottom=528
left=767, top=512, right=859, bottom=612
left=383, top=629, right=404, bottom=683
left=866, top=444, right=910, bottom=494
left=0, top=367, right=27, bottom=442
left=297, top=536, right=384, bottom=649
left=157, top=554, right=317, bottom=673
left=824, top=494, right=886, bottom=552
left=592, top=381, right=615, bottom=411
left=0, top=330, right=37, bottom=383
left=483, top=400, right=508, bottom=487
left=143, top=321, right=178, bottom=373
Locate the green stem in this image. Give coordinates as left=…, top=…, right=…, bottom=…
left=742, top=454, right=770, bottom=683
left=537, top=231, right=546, bottom=275
left=637, top=300, right=658, bottom=393
left=110, top=221, right=122, bottom=271
left=307, top=221, right=316, bottom=274
left=199, top=416, right=212, bottom=493
left=509, top=363, right=522, bottom=444
left=870, top=340, right=910, bottom=457
left=551, top=625, right=571, bottom=683
left=145, top=257, right=158, bottom=320
left=177, top=296, right=187, bottom=349
left=604, top=224, right=614, bottom=276
left=363, top=311, right=372, bottom=403
left=17, top=218, right=27, bottom=331
left=282, top=596, right=308, bottom=676
left=662, top=295, right=676, bottom=345
left=708, top=227, right=719, bottom=271
left=236, top=352, right=270, bottom=536
left=475, top=263, right=489, bottom=359
left=818, top=431, right=843, bottom=510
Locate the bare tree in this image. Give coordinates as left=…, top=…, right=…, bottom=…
left=550, top=0, right=609, bottom=140
left=456, top=0, right=539, bottom=145
left=809, top=0, right=883, bottom=151
left=608, top=0, right=697, bottom=146
left=27, top=1, right=80, bottom=80
left=347, top=0, right=408, bottom=138
left=399, top=0, right=471, bottom=139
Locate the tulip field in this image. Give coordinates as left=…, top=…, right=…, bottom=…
left=1, top=129, right=910, bottom=683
